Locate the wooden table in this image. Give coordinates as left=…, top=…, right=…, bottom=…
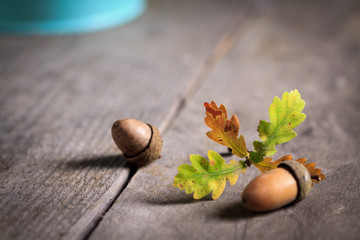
left=1, top=0, right=359, bottom=239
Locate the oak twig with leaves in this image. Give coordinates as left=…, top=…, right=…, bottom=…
left=173, top=90, right=325, bottom=200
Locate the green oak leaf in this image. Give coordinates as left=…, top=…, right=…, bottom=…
left=250, top=89, right=306, bottom=163
left=173, top=150, right=246, bottom=200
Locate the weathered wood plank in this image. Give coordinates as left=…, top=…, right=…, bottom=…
left=90, top=0, right=360, bottom=239
left=0, top=0, right=245, bottom=239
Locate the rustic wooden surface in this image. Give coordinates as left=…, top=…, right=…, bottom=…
left=1, top=0, right=359, bottom=240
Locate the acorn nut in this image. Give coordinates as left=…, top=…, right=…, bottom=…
left=111, top=119, right=163, bottom=166
left=241, top=161, right=312, bottom=212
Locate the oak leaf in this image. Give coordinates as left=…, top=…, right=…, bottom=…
left=204, top=101, right=248, bottom=158
left=173, top=150, right=246, bottom=200
left=253, top=155, right=326, bottom=186
left=296, top=158, right=326, bottom=185
left=250, top=90, right=306, bottom=163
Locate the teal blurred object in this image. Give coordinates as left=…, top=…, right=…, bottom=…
left=0, top=0, right=146, bottom=34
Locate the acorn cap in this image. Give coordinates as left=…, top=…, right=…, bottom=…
left=278, top=161, right=312, bottom=201
left=126, top=124, right=163, bottom=166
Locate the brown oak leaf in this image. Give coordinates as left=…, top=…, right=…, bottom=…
left=204, top=101, right=248, bottom=158
left=296, top=158, right=326, bottom=185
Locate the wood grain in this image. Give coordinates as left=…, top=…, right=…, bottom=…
left=0, top=0, right=245, bottom=239
left=90, top=0, right=360, bottom=239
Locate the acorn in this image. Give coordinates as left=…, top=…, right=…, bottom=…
left=241, top=161, right=312, bottom=212
left=111, top=119, right=163, bottom=166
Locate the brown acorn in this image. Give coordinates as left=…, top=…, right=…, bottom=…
left=241, top=161, right=312, bottom=212
left=111, top=119, right=163, bottom=166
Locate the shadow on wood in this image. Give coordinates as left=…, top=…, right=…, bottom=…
left=66, top=155, right=130, bottom=169
left=210, top=203, right=269, bottom=220
left=211, top=200, right=300, bottom=220
left=219, top=148, right=233, bottom=157
left=144, top=191, right=214, bottom=205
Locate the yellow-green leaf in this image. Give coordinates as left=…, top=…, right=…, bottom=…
left=250, top=90, right=306, bottom=163
left=173, top=150, right=246, bottom=200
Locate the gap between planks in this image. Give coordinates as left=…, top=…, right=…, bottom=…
left=158, top=9, right=251, bottom=134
